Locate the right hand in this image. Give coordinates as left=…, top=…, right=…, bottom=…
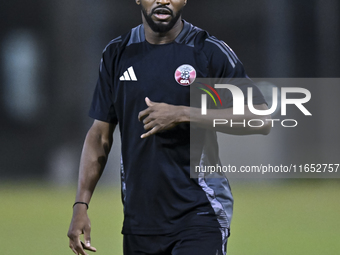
left=67, top=205, right=97, bottom=255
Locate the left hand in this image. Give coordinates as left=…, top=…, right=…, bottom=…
left=138, top=97, right=183, bottom=139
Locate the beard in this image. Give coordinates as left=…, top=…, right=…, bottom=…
left=141, top=5, right=183, bottom=33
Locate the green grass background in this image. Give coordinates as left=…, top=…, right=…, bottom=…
left=1, top=180, right=339, bottom=255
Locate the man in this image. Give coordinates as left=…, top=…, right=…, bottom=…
left=67, top=0, right=271, bottom=254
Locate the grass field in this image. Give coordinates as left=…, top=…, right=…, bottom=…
left=1, top=180, right=339, bottom=255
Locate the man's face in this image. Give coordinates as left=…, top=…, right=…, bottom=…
left=137, top=0, right=187, bottom=33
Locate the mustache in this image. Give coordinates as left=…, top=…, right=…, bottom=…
left=151, top=6, right=174, bottom=16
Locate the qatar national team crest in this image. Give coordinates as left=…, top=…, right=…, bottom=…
left=175, top=64, right=196, bottom=86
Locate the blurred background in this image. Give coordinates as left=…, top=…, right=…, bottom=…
left=0, top=0, right=339, bottom=254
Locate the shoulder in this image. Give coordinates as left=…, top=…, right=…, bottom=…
left=203, top=35, right=240, bottom=69
left=102, top=24, right=145, bottom=56
left=102, top=36, right=123, bottom=55
left=179, top=21, right=239, bottom=68
left=99, top=26, right=143, bottom=73
left=175, top=20, right=206, bottom=47
left=196, top=30, right=246, bottom=77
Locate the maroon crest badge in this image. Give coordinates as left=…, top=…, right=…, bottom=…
left=175, top=64, right=196, bottom=86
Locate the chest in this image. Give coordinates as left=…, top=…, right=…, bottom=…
left=112, top=43, right=208, bottom=106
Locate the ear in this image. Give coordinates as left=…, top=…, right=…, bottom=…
left=136, top=0, right=140, bottom=5
left=184, top=0, right=187, bottom=6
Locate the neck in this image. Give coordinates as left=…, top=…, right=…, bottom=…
left=143, top=17, right=184, bottom=45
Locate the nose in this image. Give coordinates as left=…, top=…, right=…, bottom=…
left=156, top=0, right=170, bottom=5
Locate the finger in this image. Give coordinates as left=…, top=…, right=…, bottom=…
left=69, top=241, right=78, bottom=254
left=81, top=241, right=97, bottom=252
left=143, top=121, right=155, bottom=131
left=83, top=225, right=91, bottom=247
left=83, top=225, right=97, bottom=252
left=141, top=126, right=159, bottom=139
left=69, top=234, right=83, bottom=254
left=143, top=115, right=152, bottom=125
left=145, top=97, right=155, bottom=107
left=73, top=238, right=88, bottom=255
left=138, top=108, right=151, bottom=122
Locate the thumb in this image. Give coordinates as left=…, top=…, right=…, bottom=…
left=145, top=97, right=154, bottom=107
left=84, top=229, right=91, bottom=247
left=83, top=228, right=97, bottom=252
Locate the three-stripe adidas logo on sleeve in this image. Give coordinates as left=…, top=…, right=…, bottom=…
left=119, top=66, right=138, bottom=81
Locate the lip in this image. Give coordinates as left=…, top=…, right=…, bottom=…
left=152, top=7, right=172, bottom=21
left=153, top=13, right=171, bottom=20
